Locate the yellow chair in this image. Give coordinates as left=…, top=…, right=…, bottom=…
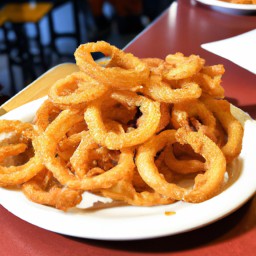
left=1, top=2, right=53, bottom=23
left=1, top=2, right=53, bottom=91
left=1, top=2, right=53, bottom=69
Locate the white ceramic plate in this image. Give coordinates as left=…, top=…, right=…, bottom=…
left=0, top=98, right=256, bottom=241
left=196, top=0, right=256, bottom=14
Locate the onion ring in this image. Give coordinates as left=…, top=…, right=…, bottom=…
left=74, top=41, right=149, bottom=90
left=163, top=144, right=205, bottom=174
left=143, top=72, right=202, bottom=103
left=100, top=179, right=175, bottom=206
left=85, top=91, right=161, bottom=149
left=136, top=129, right=226, bottom=203
left=191, top=65, right=225, bottom=98
left=0, top=120, right=44, bottom=186
left=0, top=143, right=27, bottom=162
left=48, top=71, right=108, bottom=107
left=22, top=169, right=83, bottom=211
left=171, top=99, right=217, bottom=142
left=163, top=52, right=205, bottom=80
left=201, top=96, right=244, bottom=163
left=33, top=99, right=62, bottom=132
left=36, top=109, right=135, bottom=190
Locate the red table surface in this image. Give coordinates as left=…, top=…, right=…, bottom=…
left=1, top=1, right=256, bottom=255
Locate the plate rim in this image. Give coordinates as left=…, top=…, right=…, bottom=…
left=196, top=0, right=256, bottom=11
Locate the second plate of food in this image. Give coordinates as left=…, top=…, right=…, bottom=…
left=196, top=0, right=256, bottom=14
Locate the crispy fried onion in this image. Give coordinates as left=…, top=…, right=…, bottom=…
left=0, top=120, right=44, bottom=186
left=85, top=91, right=161, bottom=149
left=163, top=144, right=205, bottom=174
left=171, top=99, right=218, bottom=143
left=33, top=99, right=62, bottom=132
left=74, top=41, right=149, bottom=90
left=35, top=109, right=135, bottom=191
left=201, top=96, right=244, bottom=163
left=143, top=73, right=202, bottom=103
left=100, top=179, right=175, bottom=206
left=22, top=169, right=83, bottom=211
left=136, top=129, right=227, bottom=203
left=163, top=52, right=205, bottom=80
left=191, top=65, right=225, bottom=98
left=48, top=71, right=108, bottom=108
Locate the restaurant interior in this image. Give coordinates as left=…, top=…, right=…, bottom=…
left=0, top=0, right=173, bottom=104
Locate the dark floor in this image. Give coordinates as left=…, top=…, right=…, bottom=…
left=0, top=0, right=173, bottom=104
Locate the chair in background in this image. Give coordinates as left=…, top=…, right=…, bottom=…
left=47, top=0, right=82, bottom=59
left=1, top=1, right=85, bottom=94
left=0, top=2, right=53, bottom=92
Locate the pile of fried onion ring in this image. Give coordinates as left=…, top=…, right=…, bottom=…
left=0, top=41, right=244, bottom=211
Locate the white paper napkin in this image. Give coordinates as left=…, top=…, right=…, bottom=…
left=201, top=29, right=256, bottom=74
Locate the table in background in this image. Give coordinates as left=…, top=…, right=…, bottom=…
left=0, top=1, right=255, bottom=255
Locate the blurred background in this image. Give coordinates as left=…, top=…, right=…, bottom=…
left=0, top=0, right=174, bottom=104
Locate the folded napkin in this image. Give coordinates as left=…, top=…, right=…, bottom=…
left=201, top=29, right=256, bottom=74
